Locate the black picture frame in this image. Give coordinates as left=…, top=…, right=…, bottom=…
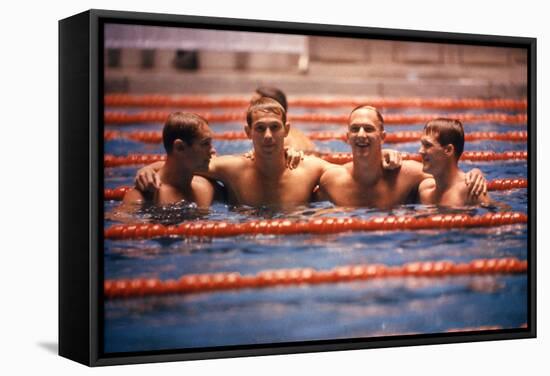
left=59, top=8, right=536, bottom=367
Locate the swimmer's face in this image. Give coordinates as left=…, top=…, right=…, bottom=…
left=245, top=110, right=289, bottom=156
left=419, top=133, right=451, bottom=175
left=177, top=126, right=215, bottom=172
left=347, top=109, right=385, bottom=158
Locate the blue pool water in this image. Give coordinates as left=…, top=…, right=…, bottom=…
left=103, top=105, right=528, bottom=354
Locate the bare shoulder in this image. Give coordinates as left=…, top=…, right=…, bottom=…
left=301, top=155, right=326, bottom=167
left=211, top=154, right=247, bottom=168
left=456, top=177, right=470, bottom=196
left=401, top=160, right=423, bottom=175
left=320, top=164, right=349, bottom=186
left=122, top=188, right=145, bottom=204
left=418, top=177, right=436, bottom=191
left=191, top=175, right=216, bottom=207
left=210, top=155, right=252, bottom=176
left=301, top=155, right=338, bottom=173
left=399, top=159, right=429, bottom=184
left=192, top=175, right=215, bottom=190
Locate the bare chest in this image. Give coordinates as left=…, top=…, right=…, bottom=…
left=330, top=175, right=414, bottom=209
left=425, top=185, right=467, bottom=206
left=155, top=180, right=212, bottom=207
left=230, top=168, right=317, bottom=206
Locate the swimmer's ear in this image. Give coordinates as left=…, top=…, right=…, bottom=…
left=444, top=144, right=454, bottom=156
left=381, top=131, right=386, bottom=143
left=244, top=124, right=251, bottom=139
left=284, top=121, right=290, bottom=137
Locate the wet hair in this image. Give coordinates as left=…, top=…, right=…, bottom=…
left=349, top=105, right=385, bottom=131
left=162, top=112, right=208, bottom=154
left=246, top=97, right=286, bottom=127
left=424, top=118, right=465, bottom=159
left=255, top=86, right=288, bottom=112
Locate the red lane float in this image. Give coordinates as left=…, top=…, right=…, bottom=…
left=103, top=178, right=528, bottom=201
left=321, top=151, right=528, bottom=164
left=486, top=178, right=528, bottom=191
left=103, top=151, right=527, bottom=168
left=104, top=130, right=528, bottom=144
left=104, top=154, right=166, bottom=167
left=104, top=186, right=133, bottom=200
left=104, top=94, right=527, bottom=111
left=104, top=212, right=527, bottom=240
left=103, top=257, right=527, bottom=299
left=104, top=111, right=527, bottom=125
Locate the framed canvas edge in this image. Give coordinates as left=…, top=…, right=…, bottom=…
left=88, top=8, right=536, bottom=47
left=64, top=8, right=538, bottom=367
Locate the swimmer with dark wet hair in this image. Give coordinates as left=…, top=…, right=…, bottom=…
left=418, top=118, right=492, bottom=206
left=123, top=112, right=219, bottom=208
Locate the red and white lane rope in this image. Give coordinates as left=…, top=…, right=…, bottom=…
left=320, top=151, right=527, bottom=164
left=104, top=212, right=527, bottom=240
left=103, top=151, right=527, bottom=168
left=104, top=111, right=527, bottom=125
left=103, top=178, right=527, bottom=201
left=104, top=94, right=527, bottom=111
left=104, top=130, right=528, bottom=144
left=104, top=257, right=527, bottom=299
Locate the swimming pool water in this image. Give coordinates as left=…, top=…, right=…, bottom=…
left=103, top=106, right=528, bottom=354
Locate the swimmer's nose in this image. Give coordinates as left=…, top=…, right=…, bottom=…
left=357, top=127, right=366, bottom=137
left=264, top=128, right=273, bottom=139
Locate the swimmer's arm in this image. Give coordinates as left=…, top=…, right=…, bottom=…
left=402, top=160, right=429, bottom=187
left=317, top=157, right=339, bottom=174
left=122, top=188, right=145, bottom=205
left=199, top=177, right=227, bottom=204
left=472, top=192, right=491, bottom=206
left=120, top=188, right=146, bottom=213
left=134, top=156, right=239, bottom=192
left=317, top=167, right=340, bottom=202
left=194, top=155, right=243, bottom=183
left=294, top=149, right=403, bottom=174
left=192, top=177, right=216, bottom=209
left=469, top=190, right=511, bottom=210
